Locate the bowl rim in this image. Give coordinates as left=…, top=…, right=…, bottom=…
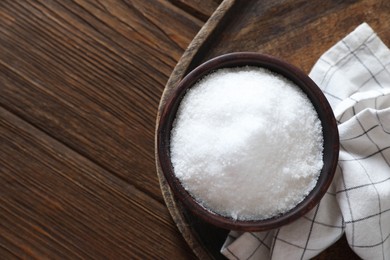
left=157, top=52, right=339, bottom=232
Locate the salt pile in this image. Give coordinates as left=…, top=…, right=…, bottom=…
left=170, top=67, right=323, bottom=220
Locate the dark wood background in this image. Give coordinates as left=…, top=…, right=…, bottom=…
left=2, top=0, right=387, bottom=259
left=0, top=0, right=222, bottom=258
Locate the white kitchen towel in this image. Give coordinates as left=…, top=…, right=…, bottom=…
left=221, top=23, right=390, bottom=260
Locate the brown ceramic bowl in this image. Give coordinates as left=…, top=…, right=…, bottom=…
left=157, top=52, right=339, bottom=232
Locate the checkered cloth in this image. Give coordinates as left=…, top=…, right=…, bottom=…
left=221, top=23, right=390, bottom=260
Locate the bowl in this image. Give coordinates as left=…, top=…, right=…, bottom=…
left=157, top=52, right=339, bottom=232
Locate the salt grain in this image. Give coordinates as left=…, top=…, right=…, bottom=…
left=170, top=66, right=323, bottom=220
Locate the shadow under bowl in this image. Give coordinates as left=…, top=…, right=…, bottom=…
left=157, top=52, right=339, bottom=232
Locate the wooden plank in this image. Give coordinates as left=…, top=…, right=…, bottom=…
left=0, top=0, right=203, bottom=201
left=156, top=0, right=390, bottom=258
left=0, top=107, right=195, bottom=259
left=169, top=0, right=222, bottom=21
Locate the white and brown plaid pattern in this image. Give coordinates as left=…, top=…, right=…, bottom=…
left=222, top=23, right=390, bottom=260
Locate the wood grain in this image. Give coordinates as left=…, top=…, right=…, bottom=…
left=169, top=0, right=222, bottom=21
left=157, top=0, right=390, bottom=259
left=0, top=107, right=195, bottom=259
left=191, top=0, right=390, bottom=73
left=0, top=0, right=202, bottom=202
left=0, top=0, right=209, bottom=259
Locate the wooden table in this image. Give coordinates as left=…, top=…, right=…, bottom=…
left=1, top=0, right=388, bottom=259
left=0, top=0, right=219, bottom=258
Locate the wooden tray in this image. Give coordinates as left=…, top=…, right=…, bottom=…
left=156, top=0, right=390, bottom=258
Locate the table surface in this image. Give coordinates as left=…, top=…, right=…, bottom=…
left=0, top=1, right=383, bottom=259
left=0, top=0, right=220, bottom=258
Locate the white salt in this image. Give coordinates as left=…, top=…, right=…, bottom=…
left=170, top=66, right=323, bottom=221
